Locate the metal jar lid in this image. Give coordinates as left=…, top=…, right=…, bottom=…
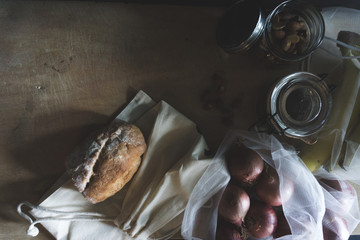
left=267, top=72, right=332, bottom=143
left=216, top=0, right=265, bottom=53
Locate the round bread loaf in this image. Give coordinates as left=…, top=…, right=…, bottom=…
left=66, top=121, right=147, bottom=204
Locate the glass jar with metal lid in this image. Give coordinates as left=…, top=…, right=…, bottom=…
left=216, top=0, right=325, bottom=63
left=267, top=72, right=332, bottom=143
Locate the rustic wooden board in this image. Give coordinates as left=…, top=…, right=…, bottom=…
left=0, top=1, right=337, bottom=239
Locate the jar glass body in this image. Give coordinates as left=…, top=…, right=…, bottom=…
left=267, top=72, right=332, bottom=140
left=263, top=0, right=325, bottom=62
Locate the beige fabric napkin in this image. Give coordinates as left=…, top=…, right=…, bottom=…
left=23, top=90, right=212, bottom=240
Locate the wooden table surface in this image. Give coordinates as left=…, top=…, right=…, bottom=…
left=0, top=1, right=357, bottom=239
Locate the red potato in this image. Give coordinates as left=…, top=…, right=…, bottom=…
left=216, top=220, right=243, bottom=240
left=323, top=210, right=349, bottom=240
left=218, top=184, right=250, bottom=227
left=244, top=201, right=277, bottom=239
left=226, top=144, right=264, bottom=186
left=318, top=178, right=356, bottom=213
left=255, top=165, right=294, bottom=206
left=318, top=179, right=355, bottom=194
left=273, top=210, right=291, bottom=238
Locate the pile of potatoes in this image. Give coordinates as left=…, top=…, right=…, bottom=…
left=215, top=142, right=355, bottom=240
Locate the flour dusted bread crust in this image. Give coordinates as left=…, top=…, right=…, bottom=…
left=66, top=121, right=147, bottom=204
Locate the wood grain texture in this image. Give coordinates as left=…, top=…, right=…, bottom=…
left=0, top=1, right=320, bottom=239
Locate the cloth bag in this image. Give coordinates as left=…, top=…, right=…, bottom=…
left=300, top=7, right=360, bottom=179
left=181, top=130, right=360, bottom=240
left=18, top=90, right=212, bottom=240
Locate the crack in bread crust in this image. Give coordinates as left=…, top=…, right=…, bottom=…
left=66, top=122, right=147, bottom=203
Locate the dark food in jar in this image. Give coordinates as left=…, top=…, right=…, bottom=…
left=271, top=11, right=309, bottom=55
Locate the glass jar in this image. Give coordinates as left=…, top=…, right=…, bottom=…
left=263, top=0, right=325, bottom=62
left=267, top=72, right=332, bottom=143
left=216, top=0, right=265, bottom=53
left=216, top=0, right=325, bottom=63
